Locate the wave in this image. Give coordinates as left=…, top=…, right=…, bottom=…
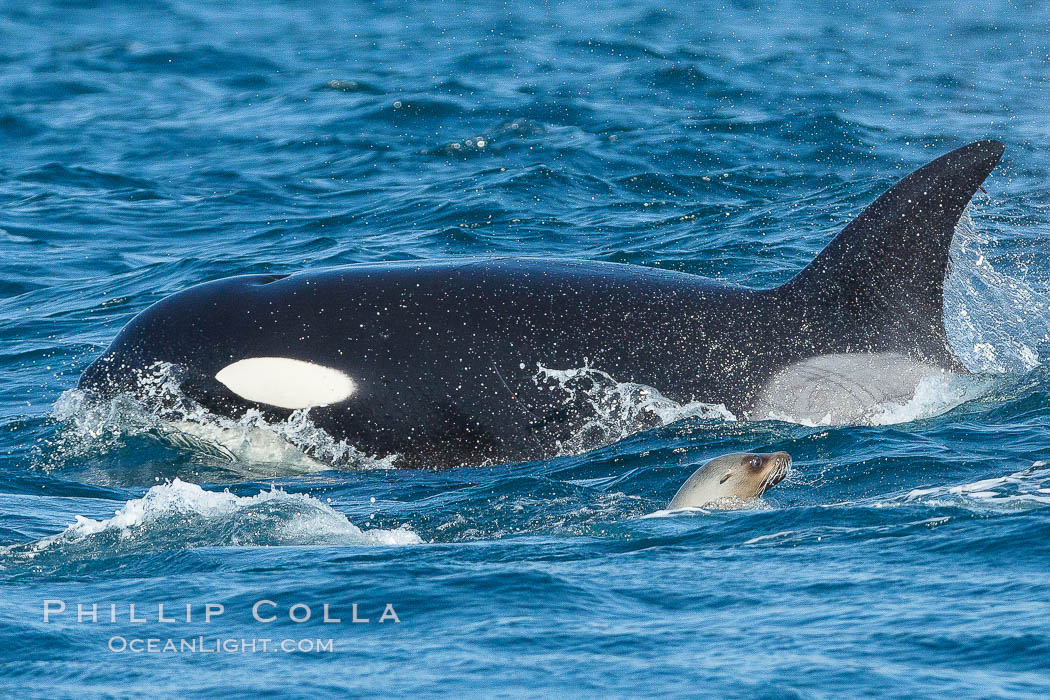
left=427, top=118, right=548, bottom=158
left=3, top=479, right=420, bottom=564
left=902, top=461, right=1050, bottom=510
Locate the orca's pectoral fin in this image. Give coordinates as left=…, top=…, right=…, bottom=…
left=781, top=139, right=1005, bottom=368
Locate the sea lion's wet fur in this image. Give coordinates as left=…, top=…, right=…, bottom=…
left=668, top=452, right=791, bottom=509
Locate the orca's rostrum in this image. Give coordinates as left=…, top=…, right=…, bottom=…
left=79, top=140, right=1005, bottom=467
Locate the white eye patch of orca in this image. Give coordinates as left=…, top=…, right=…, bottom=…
left=215, top=357, right=356, bottom=410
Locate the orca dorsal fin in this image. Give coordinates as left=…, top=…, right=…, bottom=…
left=780, top=140, right=1005, bottom=369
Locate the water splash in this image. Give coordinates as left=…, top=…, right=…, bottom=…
left=643, top=497, right=774, bottom=517
left=866, top=373, right=993, bottom=425
left=40, top=363, right=395, bottom=478
left=534, top=364, right=735, bottom=455
left=945, top=208, right=1050, bottom=373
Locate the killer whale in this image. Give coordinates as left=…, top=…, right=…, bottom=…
left=78, top=140, right=1005, bottom=468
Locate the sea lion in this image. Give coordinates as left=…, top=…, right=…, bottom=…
left=667, top=452, right=791, bottom=509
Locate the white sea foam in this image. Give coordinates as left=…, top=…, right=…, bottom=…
left=867, top=373, right=991, bottom=426
left=642, top=496, right=771, bottom=518
left=902, top=461, right=1050, bottom=509
left=14, top=479, right=420, bottom=557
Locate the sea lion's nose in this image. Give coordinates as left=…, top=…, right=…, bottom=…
left=763, top=451, right=792, bottom=488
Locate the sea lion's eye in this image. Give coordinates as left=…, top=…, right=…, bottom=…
left=719, top=472, right=733, bottom=484
left=748, top=456, right=763, bottom=471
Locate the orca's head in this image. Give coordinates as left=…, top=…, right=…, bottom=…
left=78, top=346, right=150, bottom=398
left=78, top=273, right=291, bottom=409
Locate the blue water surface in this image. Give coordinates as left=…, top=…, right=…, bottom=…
left=3, top=0, right=1050, bottom=696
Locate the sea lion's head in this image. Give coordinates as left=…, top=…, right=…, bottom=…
left=667, top=451, right=790, bottom=509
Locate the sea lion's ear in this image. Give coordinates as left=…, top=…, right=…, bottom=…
left=719, top=472, right=733, bottom=484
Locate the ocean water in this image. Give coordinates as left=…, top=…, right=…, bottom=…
left=3, top=0, right=1050, bottom=696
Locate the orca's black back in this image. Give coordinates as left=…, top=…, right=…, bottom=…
left=78, top=141, right=1006, bottom=468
